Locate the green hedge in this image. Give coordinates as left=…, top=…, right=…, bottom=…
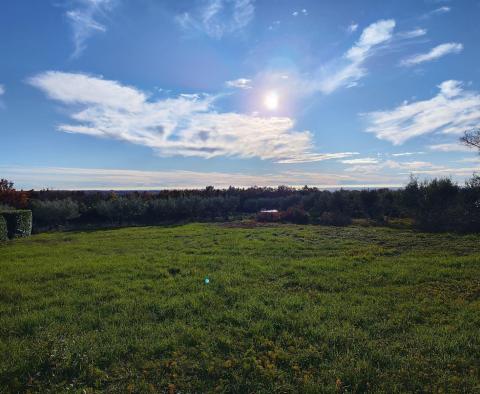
left=0, top=210, right=32, bottom=239
left=0, top=215, right=7, bottom=241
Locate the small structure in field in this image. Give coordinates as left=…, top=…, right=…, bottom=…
left=256, top=209, right=281, bottom=222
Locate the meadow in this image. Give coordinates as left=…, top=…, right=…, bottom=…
left=1, top=223, right=479, bottom=393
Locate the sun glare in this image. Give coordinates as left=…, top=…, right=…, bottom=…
left=264, top=91, right=279, bottom=110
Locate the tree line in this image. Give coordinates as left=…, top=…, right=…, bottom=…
left=1, top=175, right=479, bottom=233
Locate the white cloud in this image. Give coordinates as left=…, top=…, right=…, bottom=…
left=0, top=84, right=4, bottom=95
left=226, top=78, right=252, bottom=89
left=267, top=20, right=280, bottom=31
left=406, top=166, right=478, bottom=176
left=314, top=19, right=396, bottom=94
left=344, top=159, right=435, bottom=172
left=277, top=152, right=359, bottom=164
left=340, top=157, right=379, bottom=164
left=292, top=9, right=307, bottom=17
left=398, top=28, right=427, bottom=39
left=0, top=165, right=404, bottom=190
left=342, top=158, right=478, bottom=179
left=421, top=6, right=451, bottom=19
left=66, top=0, right=115, bottom=58
left=176, top=0, right=254, bottom=39
left=391, top=152, right=424, bottom=157
left=433, top=6, right=451, bottom=14
left=364, top=80, right=480, bottom=144
left=457, top=157, right=480, bottom=163
left=429, top=143, right=476, bottom=152
left=401, top=42, right=463, bottom=66
left=29, top=71, right=355, bottom=163
left=347, top=23, right=359, bottom=33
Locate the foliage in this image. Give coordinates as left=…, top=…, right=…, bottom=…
left=0, top=224, right=479, bottom=392
left=0, top=179, right=30, bottom=209
left=0, top=179, right=14, bottom=192
left=0, top=210, right=32, bottom=238
left=94, top=197, right=147, bottom=224
left=318, top=211, right=352, bottom=226
left=0, top=215, right=7, bottom=241
left=404, top=175, right=480, bottom=232
left=282, top=206, right=310, bottom=224
left=14, top=175, right=480, bottom=233
left=30, top=198, right=80, bottom=227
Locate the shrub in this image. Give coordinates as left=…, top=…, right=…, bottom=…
left=0, top=215, right=7, bottom=241
left=283, top=206, right=310, bottom=224
left=30, top=198, right=80, bottom=226
left=1, top=210, right=32, bottom=238
left=94, top=197, right=147, bottom=224
left=319, top=211, right=352, bottom=226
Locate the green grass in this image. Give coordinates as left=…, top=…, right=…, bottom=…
left=1, top=223, right=479, bottom=393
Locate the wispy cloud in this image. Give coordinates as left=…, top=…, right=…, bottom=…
left=432, top=6, right=451, bottom=14
left=398, top=28, right=427, bottom=39
left=314, top=19, right=396, bottom=94
left=277, top=152, right=359, bottom=164
left=292, top=9, right=308, bottom=17
left=401, top=42, right=463, bottom=66
left=343, top=158, right=478, bottom=179
left=66, top=0, right=116, bottom=58
left=429, top=143, right=476, bottom=152
left=0, top=84, right=5, bottom=108
left=28, top=71, right=356, bottom=163
left=391, top=152, right=424, bottom=157
left=226, top=78, right=252, bottom=89
left=267, top=20, right=280, bottom=31
left=456, top=157, right=480, bottom=163
left=344, top=159, right=440, bottom=174
left=176, top=0, right=255, bottom=39
left=421, top=6, right=451, bottom=19
left=0, top=165, right=403, bottom=190
left=364, top=80, right=480, bottom=144
left=347, top=22, right=359, bottom=33
left=340, top=157, right=379, bottom=164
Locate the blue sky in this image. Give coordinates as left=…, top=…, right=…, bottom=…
left=1, top=0, right=479, bottom=190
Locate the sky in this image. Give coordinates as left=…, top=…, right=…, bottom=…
left=0, top=0, right=479, bottom=190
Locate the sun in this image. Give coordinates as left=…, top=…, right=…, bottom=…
left=264, top=91, right=279, bottom=110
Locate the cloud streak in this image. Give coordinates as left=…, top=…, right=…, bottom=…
left=0, top=165, right=404, bottom=190
left=176, top=0, right=255, bottom=39
left=28, top=71, right=355, bottom=163
left=226, top=78, right=252, bottom=89
left=66, top=0, right=115, bottom=58
left=401, top=42, right=463, bottom=66
left=364, top=80, right=480, bottom=144
left=398, top=28, right=427, bottom=39
left=421, top=6, right=451, bottom=19
left=313, top=19, right=396, bottom=94
left=429, top=143, right=476, bottom=152
left=347, top=23, right=358, bottom=33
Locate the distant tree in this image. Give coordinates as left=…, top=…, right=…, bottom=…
left=460, top=128, right=480, bottom=152
left=0, top=179, right=14, bottom=192
left=0, top=179, right=29, bottom=208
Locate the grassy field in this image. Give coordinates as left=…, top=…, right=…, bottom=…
left=1, top=223, right=479, bottom=393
